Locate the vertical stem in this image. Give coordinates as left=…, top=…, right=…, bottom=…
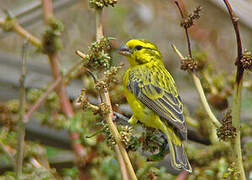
left=95, top=9, right=137, bottom=180
left=16, top=41, right=28, bottom=179
left=231, top=80, right=246, bottom=179
left=96, top=9, right=103, bottom=40
left=171, top=44, right=221, bottom=128
left=42, top=0, right=53, bottom=23
left=115, top=139, right=130, bottom=180
left=41, top=1, right=87, bottom=179
left=222, top=1, right=245, bottom=179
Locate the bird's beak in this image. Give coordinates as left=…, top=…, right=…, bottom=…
left=118, top=45, right=131, bottom=56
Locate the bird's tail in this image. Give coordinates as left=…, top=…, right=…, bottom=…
left=165, top=127, right=192, bottom=173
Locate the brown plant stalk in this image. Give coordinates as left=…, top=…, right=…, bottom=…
left=173, top=0, right=221, bottom=129
left=95, top=9, right=136, bottom=180
left=222, top=0, right=246, bottom=179
left=41, top=0, right=87, bottom=179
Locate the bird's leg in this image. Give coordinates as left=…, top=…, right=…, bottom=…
left=128, top=115, right=138, bottom=125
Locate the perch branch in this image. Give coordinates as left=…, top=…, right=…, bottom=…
left=95, top=9, right=137, bottom=180
left=222, top=0, right=246, bottom=179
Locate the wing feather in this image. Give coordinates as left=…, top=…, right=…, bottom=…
left=128, top=68, right=187, bottom=139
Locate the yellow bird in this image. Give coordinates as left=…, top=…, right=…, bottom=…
left=118, top=39, right=192, bottom=173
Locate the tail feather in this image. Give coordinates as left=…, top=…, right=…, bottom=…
left=165, top=128, right=192, bottom=173
left=171, top=143, right=192, bottom=173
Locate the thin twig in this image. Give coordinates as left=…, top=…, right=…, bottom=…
left=95, top=9, right=136, bottom=180
left=173, top=1, right=221, bottom=129
left=222, top=0, right=246, bottom=179
left=171, top=44, right=221, bottom=128
left=0, top=20, right=41, bottom=47
left=24, top=77, right=61, bottom=122
left=222, top=0, right=243, bottom=83
left=174, top=1, right=192, bottom=57
left=16, top=40, right=28, bottom=179
left=13, top=23, right=42, bottom=47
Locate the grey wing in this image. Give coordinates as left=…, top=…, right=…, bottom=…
left=128, top=74, right=187, bottom=140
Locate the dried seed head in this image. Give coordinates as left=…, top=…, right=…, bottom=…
left=98, top=103, right=110, bottom=116
left=89, top=0, right=117, bottom=9
left=241, top=50, right=252, bottom=71
left=95, top=80, right=108, bottom=90
left=217, top=110, right=237, bottom=141
left=103, top=64, right=123, bottom=88
left=76, top=89, right=90, bottom=110
left=180, top=57, right=199, bottom=72
left=181, top=6, right=202, bottom=29
left=119, top=125, right=133, bottom=147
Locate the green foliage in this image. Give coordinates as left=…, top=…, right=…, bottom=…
left=85, top=37, right=113, bottom=70
left=101, top=157, right=121, bottom=180
left=62, top=167, right=79, bottom=179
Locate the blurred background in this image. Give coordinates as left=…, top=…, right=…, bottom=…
left=0, top=0, right=251, bottom=179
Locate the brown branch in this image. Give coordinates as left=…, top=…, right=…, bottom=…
left=222, top=0, right=243, bottom=83
left=16, top=41, right=28, bottom=179
left=173, top=2, right=221, bottom=130
left=41, top=1, right=87, bottom=178
left=222, top=1, right=246, bottom=179
left=174, top=1, right=192, bottom=57
left=24, top=77, right=61, bottom=122
left=94, top=9, right=136, bottom=180
left=42, top=0, right=53, bottom=24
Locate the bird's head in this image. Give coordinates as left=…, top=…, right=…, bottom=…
left=118, top=39, right=162, bottom=66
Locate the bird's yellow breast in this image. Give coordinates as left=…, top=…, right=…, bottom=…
left=123, top=68, right=162, bottom=128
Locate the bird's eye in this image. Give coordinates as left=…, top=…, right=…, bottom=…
left=135, top=45, right=143, bottom=51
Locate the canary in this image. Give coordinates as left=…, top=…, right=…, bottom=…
left=118, top=39, right=192, bottom=173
